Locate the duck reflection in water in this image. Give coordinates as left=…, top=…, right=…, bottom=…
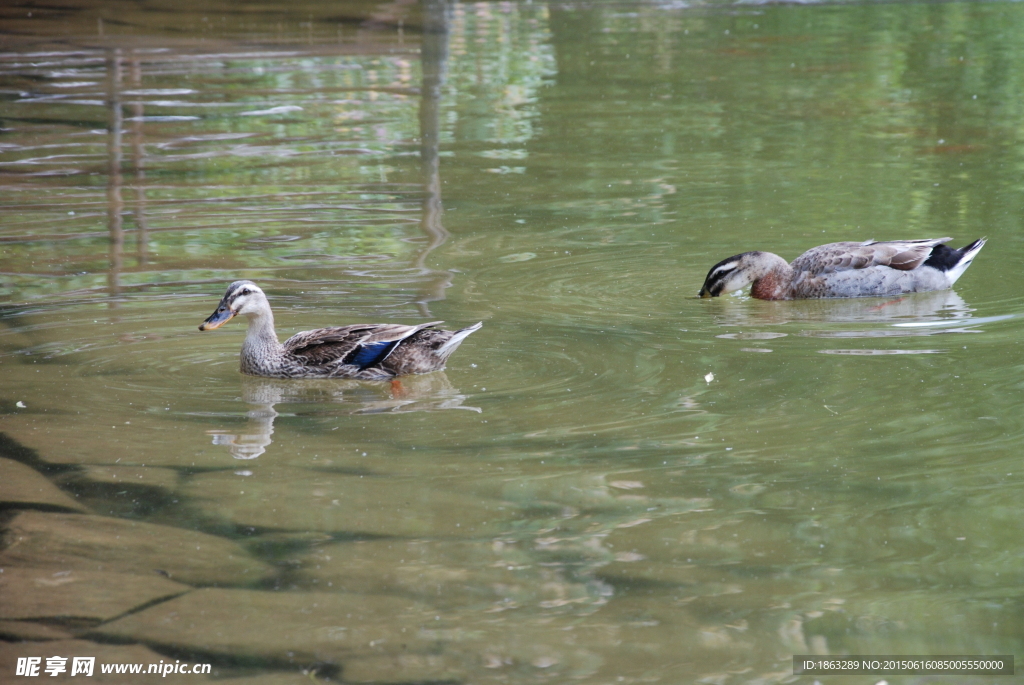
left=207, top=372, right=479, bottom=460
left=706, top=289, right=975, bottom=328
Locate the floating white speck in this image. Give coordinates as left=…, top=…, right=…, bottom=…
left=126, top=115, right=200, bottom=122
left=122, top=88, right=196, bottom=96
left=704, top=372, right=714, bottom=384
left=497, top=252, right=536, bottom=263
left=16, top=401, right=26, bottom=408
left=239, top=105, right=303, bottom=116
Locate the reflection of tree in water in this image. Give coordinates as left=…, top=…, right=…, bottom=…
left=412, top=0, right=454, bottom=315
left=105, top=49, right=123, bottom=307
left=445, top=2, right=556, bottom=147
left=105, top=48, right=151, bottom=307
left=207, top=372, right=479, bottom=460
left=10, top=0, right=556, bottom=305
left=409, top=0, right=557, bottom=309
left=129, top=52, right=149, bottom=268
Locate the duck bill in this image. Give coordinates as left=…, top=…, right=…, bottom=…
left=199, top=305, right=235, bottom=331
left=698, top=287, right=713, bottom=298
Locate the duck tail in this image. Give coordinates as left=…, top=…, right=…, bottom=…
left=436, top=322, right=482, bottom=360
left=936, top=238, right=986, bottom=285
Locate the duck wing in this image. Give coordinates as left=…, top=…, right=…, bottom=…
left=283, top=321, right=444, bottom=369
left=791, top=238, right=951, bottom=275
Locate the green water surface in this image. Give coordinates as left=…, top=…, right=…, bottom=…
left=1, top=1, right=1023, bottom=683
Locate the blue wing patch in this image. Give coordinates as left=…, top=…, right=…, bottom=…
left=347, top=340, right=399, bottom=368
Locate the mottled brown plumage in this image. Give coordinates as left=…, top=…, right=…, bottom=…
left=199, top=281, right=482, bottom=379
left=789, top=240, right=939, bottom=275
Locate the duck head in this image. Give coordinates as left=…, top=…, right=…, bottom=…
left=699, top=252, right=762, bottom=297
left=698, top=251, right=793, bottom=298
left=199, top=280, right=270, bottom=330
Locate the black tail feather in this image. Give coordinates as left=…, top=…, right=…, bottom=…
left=923, top=239, right=984, bottom=272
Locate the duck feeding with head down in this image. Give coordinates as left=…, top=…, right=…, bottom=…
left=199, top=281, right=482, bottom=380
left=698, top=237, right=986, bottom=300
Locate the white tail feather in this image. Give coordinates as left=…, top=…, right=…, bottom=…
left=437, top=322, right=483, bottom=359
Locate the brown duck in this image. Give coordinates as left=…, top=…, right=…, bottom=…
left=199, top=281, right=481, bottom=379
left=699, top=237, right=986, bottom=300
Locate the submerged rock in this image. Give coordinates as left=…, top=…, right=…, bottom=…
left=293, top=538, right=532, bottom=607
left=0, top=619, right=76, bottom=641
left=57, top=465, right=180, bottom=493
left=0, top=511, right=275, bottom=586
left=91, top=588, right=440, bottom=665
left=217, top=675, right=328, bottom=685
left=0, top=639, right=217, bottom=683
left=0, top=458, right=87, bottom=513
left=90, top=588, right=622, bottom=681
left=181, top=466, right=517, bottom=537
left=341, top=653, right=467, bottom=683
left=0, top=413, right=234, bottom=469
left=0, top=567, right=188, bottom=622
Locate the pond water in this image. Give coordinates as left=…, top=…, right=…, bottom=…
left=2, top=0, right=1023, bottom=683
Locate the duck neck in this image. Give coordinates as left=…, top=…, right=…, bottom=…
left=240, top=310, right=283, bottom=373
left=750, top=254, right=794, bottom=300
